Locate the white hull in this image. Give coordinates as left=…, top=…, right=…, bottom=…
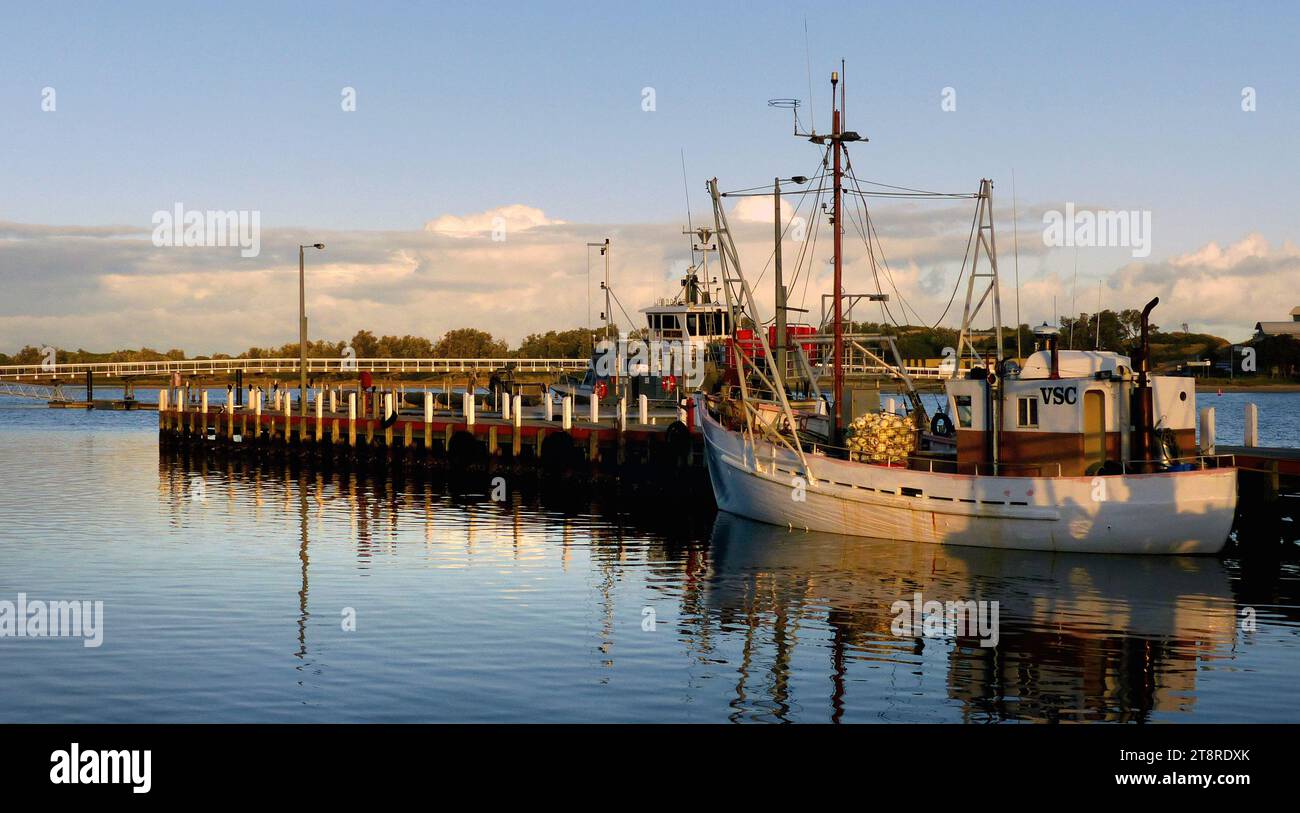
left=698, top=396, right=1237, bottom=555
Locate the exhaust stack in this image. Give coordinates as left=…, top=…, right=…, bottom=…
left=1132, top=297, right=1159, bottom=468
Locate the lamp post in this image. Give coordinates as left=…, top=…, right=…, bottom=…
left=586, top=239, right=611, bottom=391
left=299, top=243, right=324, bottom=417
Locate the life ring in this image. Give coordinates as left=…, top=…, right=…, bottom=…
left=930, top=411, right=955, bottom=438
left=663, top=375, right=676, bottom=393
left=594, top=380, right=608, bottom=400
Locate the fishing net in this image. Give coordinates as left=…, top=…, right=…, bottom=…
left=845, top=411, right=917, bottom=463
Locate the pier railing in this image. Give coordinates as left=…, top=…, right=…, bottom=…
left=0, top=357, right=589, bottom=381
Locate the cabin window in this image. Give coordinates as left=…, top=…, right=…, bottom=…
left=687, top=314, right=698, bottom=335
left=1017, top=397, right=1038, bottom=428
left=701, top=313, right=714, bottom=335
left=954, top=395, right=973, bottom=428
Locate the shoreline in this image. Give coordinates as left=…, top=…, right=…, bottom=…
left=1195, top=382, right=1300, bottom=393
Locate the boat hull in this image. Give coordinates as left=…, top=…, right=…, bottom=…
left=698, top=397, right=1237, bottom=555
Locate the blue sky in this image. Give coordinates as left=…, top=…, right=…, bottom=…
left=2, top=1, right=1298, bottom=350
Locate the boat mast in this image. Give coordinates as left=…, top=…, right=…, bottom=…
left=774, top=177, right=787, bottom=384
left=830, top=70, right=844, bottom=441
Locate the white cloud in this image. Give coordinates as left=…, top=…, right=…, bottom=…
left=423, top=204, right=563, bottom=238
left=729, top=196, right=795, bottom=225
left=0, top=203, right=1292, bottom=354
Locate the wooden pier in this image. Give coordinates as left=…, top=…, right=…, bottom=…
left=156, top=388, right=707, bottom=489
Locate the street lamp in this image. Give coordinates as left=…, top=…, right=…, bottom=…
left=299, top=243, right=325, bottom=417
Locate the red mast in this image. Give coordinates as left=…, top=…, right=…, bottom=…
left=831, top=70, right=844, bottom=442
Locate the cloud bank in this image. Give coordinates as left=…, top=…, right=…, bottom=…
left=0, top=201, right=1291, bottom=356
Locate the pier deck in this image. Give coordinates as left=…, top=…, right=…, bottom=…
left=158, top=395, right=706, bottom=484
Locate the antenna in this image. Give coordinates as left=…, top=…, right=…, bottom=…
left=1069, top=244, right=1079, bottom=349
left=768, top=98, right=801, bottom=135
left=1011, top=169, right=1022, bottom=359
left=804, top=18, right=816, bottom=135
left=1098, top=282, right=1105, bottom=350
left=680, top=148, right=696, bottom=265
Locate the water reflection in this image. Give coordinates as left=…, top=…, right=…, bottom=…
left=151, top=450, right=1258, bottom=723
left=705, top=513, right=1237, bottom=722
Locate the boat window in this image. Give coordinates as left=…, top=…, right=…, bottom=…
left=1017, top=397, right=1038, bottom=428
left=955, top=395, right=973, bottom=428
left=701, top=313, right=714, bottom=335
left=663, top=314, right=679, bottom=332
left=687, top=314, right=698, bottom=335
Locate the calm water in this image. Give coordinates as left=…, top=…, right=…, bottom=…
left=0, top=394, right=1297, bottom=723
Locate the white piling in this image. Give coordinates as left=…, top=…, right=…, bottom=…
left=348, top=392, right=357, bottom=445
left=330, top=389, right=338, bottom=414
left=618, top=396, right=627, bottom=431
left=200, top=391, right=208, bottom=414
left=1200, top=406, right=1216, bottom=455
left=887, top=397, right=897, bottom=415
left=638, top=394, right=648, bottom=426
left=512, top=395, right=522, bottom=429
left=424, top=391, right=433, bottom=424
left=502, top=392, right=511, bottom=421
left=254, top=390, right=262, bottom=417
left=589, top=394, right=599, bottom=424
left=283, top=393, right=291, bottom=420
left=384, top=392, right=394, bottom=420
left=315, top=392, right=323, bottom=421
left=562, top=395, right=573, bottom=430
left=465, top=391, right=475, bottom=426
left=159, top=389, right=168, bottom=412
left=177, top=390, right=185, bottom=413
left=1244, top=402, right=1259, bottom=447
left=545, top=390, right=554, bottom=421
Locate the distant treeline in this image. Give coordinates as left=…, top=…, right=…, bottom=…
left=3, top=313, right=1296, bottom=376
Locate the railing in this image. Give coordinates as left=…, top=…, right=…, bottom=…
left=1117, top=454, right=1237, bottom=474
left=767, top=344, right=953, bottom=382
left=0, top=383, right=70, bottom=401
left=0, top=357, right=589, bottom=381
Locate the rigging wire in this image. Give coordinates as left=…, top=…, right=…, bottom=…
left=842, top=153, right=983, bottom=332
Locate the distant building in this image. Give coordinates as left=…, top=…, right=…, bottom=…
left=1254, top=305, right=1300, bottom=338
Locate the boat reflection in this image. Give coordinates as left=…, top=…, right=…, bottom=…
left=153, top=450, right=1241, bottom=722
left=704, top=513, right=1237, bottom=722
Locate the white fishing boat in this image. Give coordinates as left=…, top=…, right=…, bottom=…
left=696, top=69, right=1237, bottom=555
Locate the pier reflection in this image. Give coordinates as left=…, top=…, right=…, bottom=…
left=153, top=450, right=1250, bottom=722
